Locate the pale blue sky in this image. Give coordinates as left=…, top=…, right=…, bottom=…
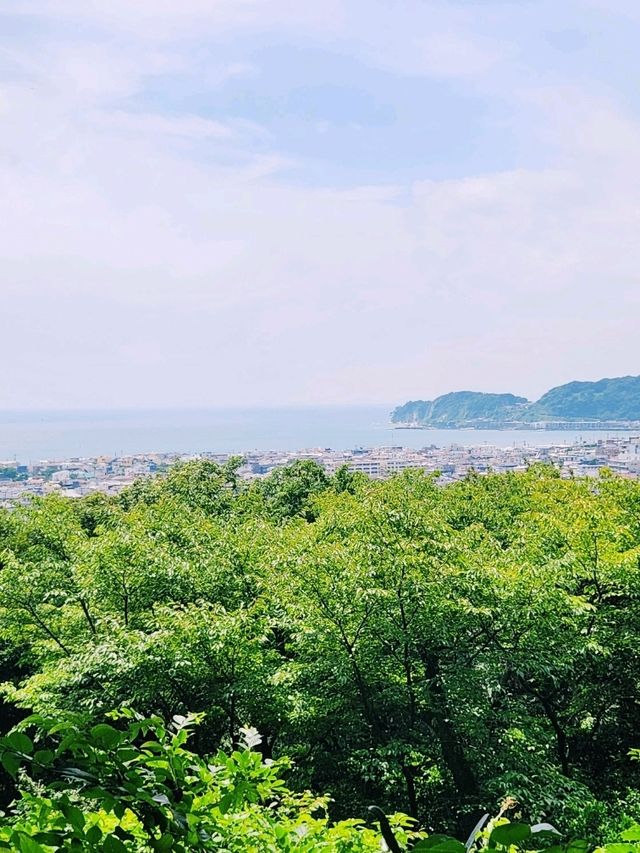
left=1, top=1, right=639, bottom=408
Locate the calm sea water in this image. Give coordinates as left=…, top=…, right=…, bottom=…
left=0, top=406, right=637, bottom=463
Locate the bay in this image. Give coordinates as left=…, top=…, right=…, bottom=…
left=0, top=406, right=637, bottom=463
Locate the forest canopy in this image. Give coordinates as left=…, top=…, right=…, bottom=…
left=1, top=459, right=640, bottom=849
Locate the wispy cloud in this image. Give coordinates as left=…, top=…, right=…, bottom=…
left=1, top=0, right=639, bottom=408
left=93, top=111, right=236, bottom=141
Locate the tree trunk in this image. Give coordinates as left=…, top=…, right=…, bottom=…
left=420, top=650, right=479, bottom=799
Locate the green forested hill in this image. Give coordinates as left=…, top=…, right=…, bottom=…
left=392, top=375, right=640, bottom=425
left=524, top=375, right=640, bottom=420
left=391, top=391, right=528, bottom=425
left=1, top=460, right=640, bottom=849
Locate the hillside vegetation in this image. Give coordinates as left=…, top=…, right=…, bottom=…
left=392, top=375, right=640, bottom=426
left=526, top=376, right=640, bottom=421
left=1, top=460, right=640, bottom=849
left=391, top=392, right=528, bottom=426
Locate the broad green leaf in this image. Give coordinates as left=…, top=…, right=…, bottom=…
left=61, top=803, right=85, bottom=831
left=103, top=835, right=128, bottom=853
left=1, top=753, right=21, bottom=778
left=490, top=823, right=532, bottom=848
left=34, top=749, right=54, bottom=767
left=418, top=841, right=466, bottom=853
left=7, top=732, right=33, bottom=755
left=90, top=724, right=121, bottom=748
left=153, top=834, right=175, bottom=851
left=17, top=835, right=46, bottom=853
left=85, top=826, right=103, bottom=844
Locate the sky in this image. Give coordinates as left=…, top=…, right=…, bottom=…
left=1, top=0, right=639, bottom=409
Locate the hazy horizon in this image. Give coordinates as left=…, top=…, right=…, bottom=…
left=1, top=371, right=638, bottom=414
left=2, top=2, right=639, bottom=409
left=0, top=402, right=395, bottom=415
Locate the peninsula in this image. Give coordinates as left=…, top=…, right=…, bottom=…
left=392, top=375, right=640, bottom=429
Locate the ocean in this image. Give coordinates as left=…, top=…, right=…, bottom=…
left=0, top=406, right=637, bottom=463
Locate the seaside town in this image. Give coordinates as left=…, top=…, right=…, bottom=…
left=2, top=434, right=640, bottom=506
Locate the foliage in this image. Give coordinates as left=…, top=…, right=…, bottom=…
left=256, top=460, right=331, bottom=522
left=0, top=710, right=418, bottom=851
left=1, top=714, right=639, bottom=852
left=1, top=463, right=640, bottom=842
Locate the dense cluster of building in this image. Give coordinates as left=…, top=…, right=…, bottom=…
left=2, top=435, right=640, bottom=506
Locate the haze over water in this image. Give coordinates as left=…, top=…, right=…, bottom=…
left=0, top=407, right=636, bottom=464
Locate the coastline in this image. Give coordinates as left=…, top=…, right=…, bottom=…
left=392, top=420, right=640, bottom=431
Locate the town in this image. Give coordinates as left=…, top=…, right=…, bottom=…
left=2, top=435, right=640, bottom=506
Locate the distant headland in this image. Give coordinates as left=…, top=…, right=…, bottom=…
left=391, top=375, right=640, bottom=430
